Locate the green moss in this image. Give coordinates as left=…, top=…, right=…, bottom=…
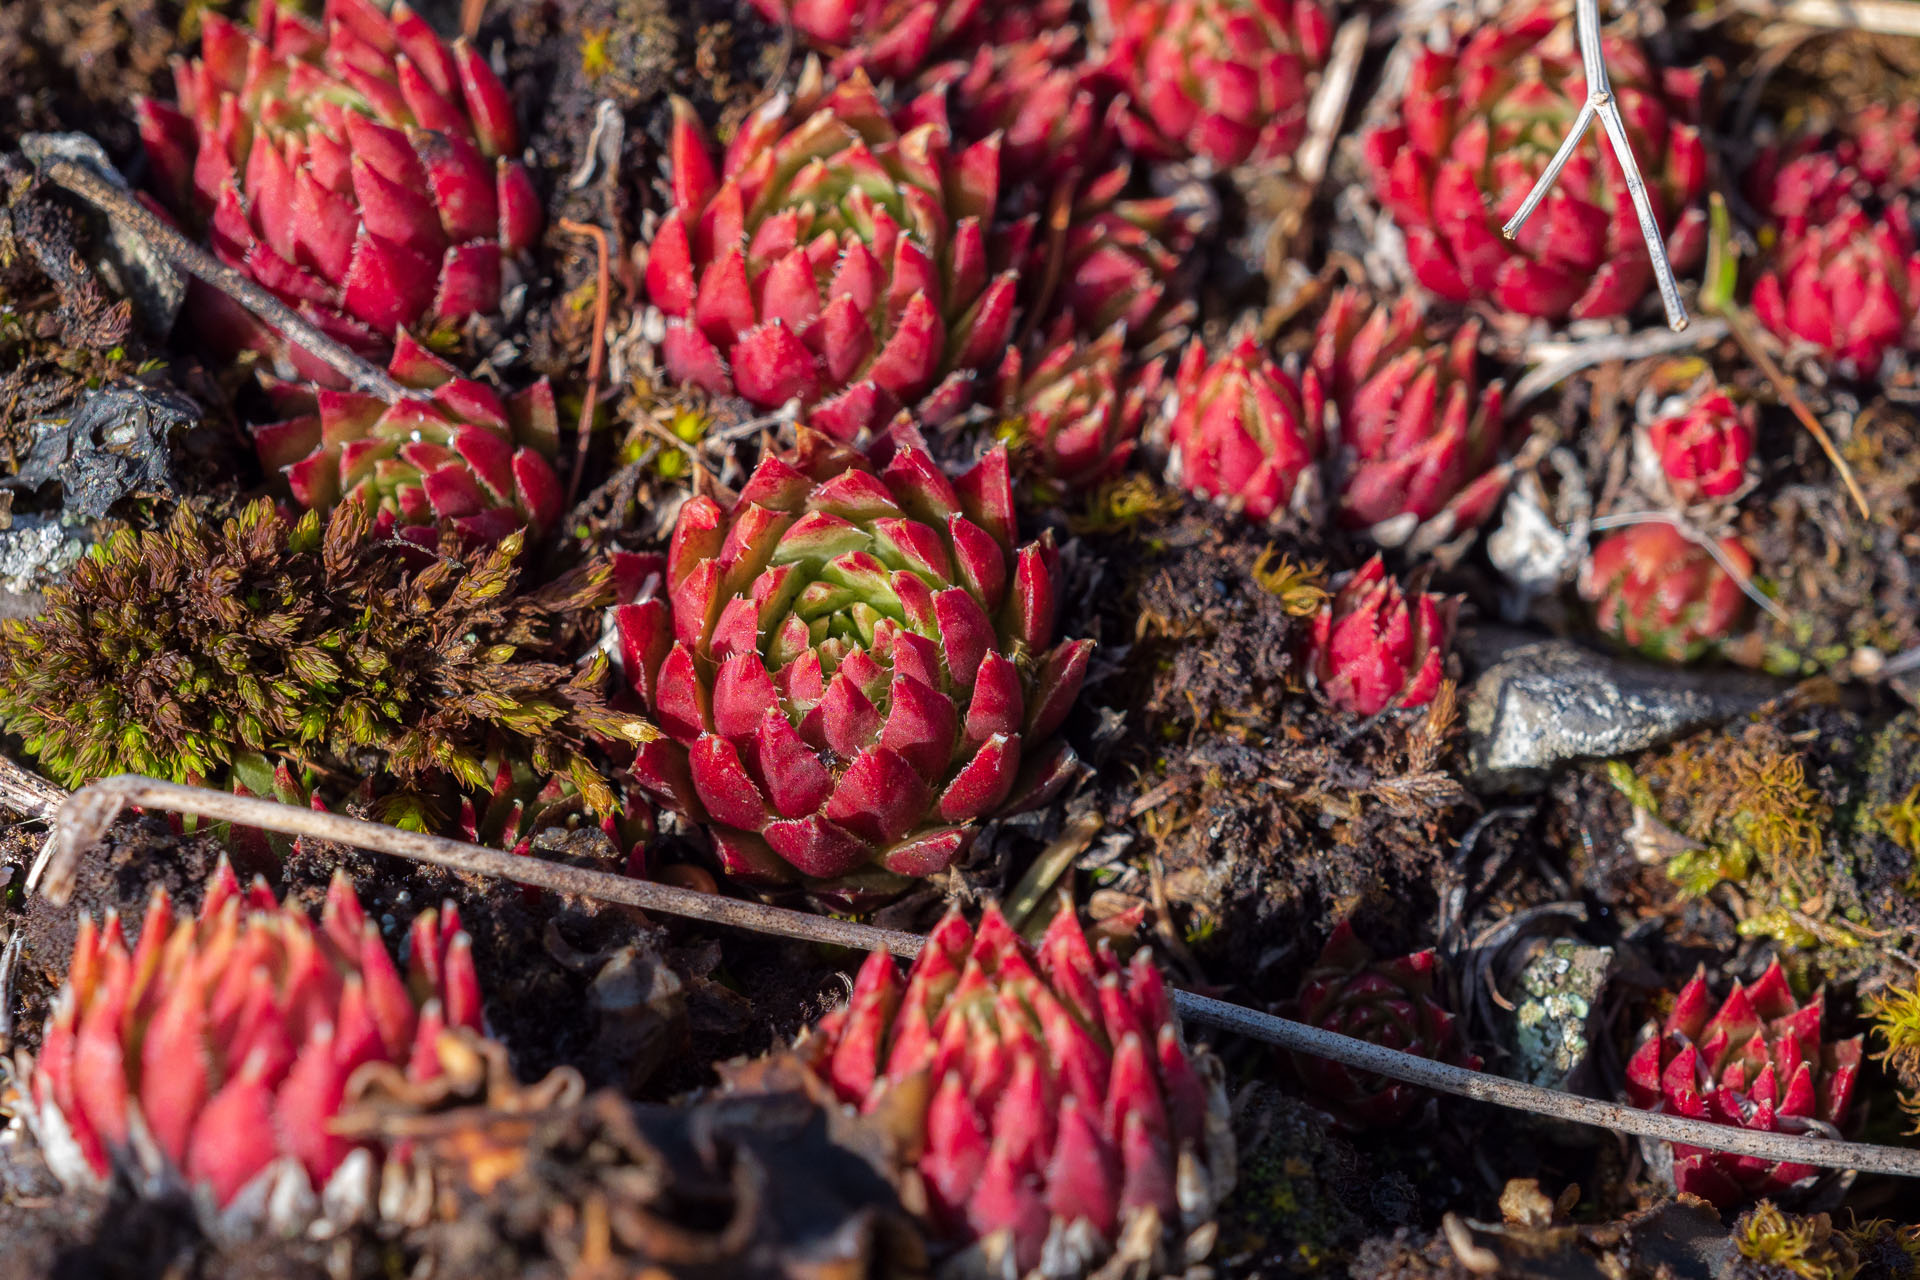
left=0, top=500, right=649, bottom=816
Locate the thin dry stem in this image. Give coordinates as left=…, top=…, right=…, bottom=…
left=1507, top=320, right=1728, bottom=414
left=1296, top=16, right=1370, bottom=187
left=1726, top=0, right=1920, bottom=36
left=34, top=156, right=413, bottom=401
left=50, top=776, right=904, bottom=954
left=1721, top=306, right=1872, bottom=520
left=40, top=774, right=1920, bottom=1181
left=558, top=219, right=613, bottom=515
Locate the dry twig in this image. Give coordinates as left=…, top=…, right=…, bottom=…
left=32, top=155, right=413, bottom=401
left=33, top=774, right=1920, bottom=1182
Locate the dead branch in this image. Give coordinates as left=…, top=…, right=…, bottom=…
left=33, top=774, right=1920, bottom=1183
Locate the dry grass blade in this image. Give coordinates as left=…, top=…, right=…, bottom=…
left=38, top=775, right=1920, bottom=1181
left=557, top=219, right=613, bottom=515
left=1726, top=0, right=1920, bottom=36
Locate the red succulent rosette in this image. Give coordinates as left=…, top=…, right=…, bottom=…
left=616, top=427, right=1091, bottom=900
left=997, top=322, right=1162, bottom=495
left=1645, top=386, right=1755, bottom=503
left=136, top=0, right=540, bottom=381
left=1626, top=961, right=1863, bottom=1207
left=1097, top=0, right=1334, bottom=170
left=643, top=69, right=1022, bottom=443
left=801, top=905, right=1231, bottom=1273
left=1167, top=335, right=1321, bottom=522
left=1306, top=556, right=1454, bottom=717
left=1752, top=202, right=1920, bottom=376
left=1291, top=920, right=1478, bottom=1127
left=252, top=330, right=562, bottom=540
left=1580, top=521, right=1752, bottom=662
left=746, top=0, right=1070, bottom=82
left=1304, top=287, right=1508, bottom=548
left=26, top=861, right=485, bottom=1231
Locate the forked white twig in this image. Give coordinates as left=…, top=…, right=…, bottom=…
left=1500, top=0, right=1690, bottom=332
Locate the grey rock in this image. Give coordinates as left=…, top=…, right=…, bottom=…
left=1509, top=938, right=1613, bottom=1089
left=0, top=515, right=88, bottom=599
left=5, top=385, right=197, bottom=522
left=19, top=132, right=186, bottom=332
left=1462, top=631, right=1787, bottom=791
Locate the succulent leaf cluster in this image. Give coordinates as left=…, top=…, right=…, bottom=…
left=1645, top=386, right=1755, bottom=505
left=26, top=861, right=487, bottom=1232
left=1364, top=8, right=1707, bottom=321
left=1096, top=0, right=1334, bottom=170
left=996, top=322, right=1162, bottom=496
left=135, top=0, right=539, bottom=379
left=1579, top=520, right=1753, bottom=663
left=1627, top=962, right=1863, bottom=1207
left=1751, top=104, right=1920, bottom=375
left=902, top=39, right=1205, bottom=347
left=254, top=330, right=563, bottom=541
left=1167, top=336, right=1321, bottom=523
left=1306, top=556, right=1454, bottom=717
left=801, top=905, right=1232, bottom=1275
left=1305, top=287, right=1508, bottom=548
left=644, top=66, right=1020, bottom=443
left=0, top=500, right=644, bottom=807
left=903, top=29, right=1116, bottom=178
left=1291, top=920, right=1478, bottom=1127
left=617, top=427, right=1090, bottom=898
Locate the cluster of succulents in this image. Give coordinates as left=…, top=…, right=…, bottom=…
left=135, top=0, right=539, bottom=380
left=1626, top=962, right=1862, bottom=1207
left=1290, top=920, right=1478, bottom=1127
left=1750, top=103, right=1920, bottom=374
left=19, top=0, right=1920, bottom=1261
left=24, top=862, right=486, bottom=1230
left=797, top=905, right=1231, bottom=1273
left=615, top=427, right=1090, bottom=899
left=0, top=500, right=643, bottom=812
left=1363, top=9, right=1707, bottom=322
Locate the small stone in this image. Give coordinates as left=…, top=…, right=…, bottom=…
left=0, top=516, right=88, bottom=598
left=1461, top=631, right=1787, bottom=792
left=1509, top=938, right=1613, bottom=1088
